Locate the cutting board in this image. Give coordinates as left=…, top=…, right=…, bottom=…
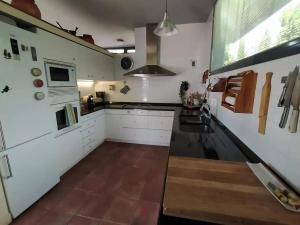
left=259, top=72, right=273, bottom=134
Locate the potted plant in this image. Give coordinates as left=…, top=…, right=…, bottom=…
left=179, top=81, right=189, bottom=104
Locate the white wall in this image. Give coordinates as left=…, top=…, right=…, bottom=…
left=209, top=54, right=300, bottom=192
left=0, top=180, right=11, bottom=225
left=95, top=23, right=212, bottom=103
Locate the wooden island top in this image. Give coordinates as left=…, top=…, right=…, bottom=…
left=163, top=157, right=300, bottom=225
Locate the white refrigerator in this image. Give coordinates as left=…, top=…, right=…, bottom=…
left=0, top=21, right=59, bottom=218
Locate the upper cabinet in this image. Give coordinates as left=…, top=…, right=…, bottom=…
left=37, top=29, right=114, bottom=81
left=76, top=47, right=114, bottom=81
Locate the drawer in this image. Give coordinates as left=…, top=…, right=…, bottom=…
left=105, top=109, right=126, bottom=115
left=82, top=136, right=96, bottom=146
left=142, top=130, right=172, bottom=144
left=147, top=110, right=174, bottom=117
left=147, top=116, right=174, bottom=130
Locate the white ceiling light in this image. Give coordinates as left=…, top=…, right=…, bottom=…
left=154, top=0, right=178, bottom=37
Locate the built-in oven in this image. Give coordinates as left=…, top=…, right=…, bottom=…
left=52, top=101, right=81, bottom=137
left=45, top=60, right=77, bottom=87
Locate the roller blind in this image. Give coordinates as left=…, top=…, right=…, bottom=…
left=210, top=0, right=300, bottom=72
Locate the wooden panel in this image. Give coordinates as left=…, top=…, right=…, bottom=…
left=163, top=157, right=300, bottom=225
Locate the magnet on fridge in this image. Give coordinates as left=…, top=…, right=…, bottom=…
left=31, top=68, right=42, bottom=77
left=34, top=92, right=45, bottom=100
left=33, top=79, right=44, bottom=88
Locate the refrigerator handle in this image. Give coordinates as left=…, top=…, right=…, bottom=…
left=0, top=155, right=13, bottom=179
left=0, top=120, right=6, bottom=151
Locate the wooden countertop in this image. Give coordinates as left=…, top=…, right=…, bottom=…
left=163, top=157, right=300, bottom=225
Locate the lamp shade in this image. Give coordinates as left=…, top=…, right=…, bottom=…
left=154, top=12, right=178, bottom=37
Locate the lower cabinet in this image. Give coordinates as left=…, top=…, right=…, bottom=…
left=105, top=109, right=174, bottom=146
left=54, top=127, right=83, bottom=176
left=80, top=112, right=106, bottom=157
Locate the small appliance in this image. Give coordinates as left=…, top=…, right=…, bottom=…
left=45, top=60, right=77, bottom=87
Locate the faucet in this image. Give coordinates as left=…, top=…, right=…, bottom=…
left=200, top=103, right=211, bottom=125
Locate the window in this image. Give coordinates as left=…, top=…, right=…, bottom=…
left=210, top=0, right=300, bottom=74
left=106, top=47, right=135, bottom=54
left=107, top=49, right=125, bottom=54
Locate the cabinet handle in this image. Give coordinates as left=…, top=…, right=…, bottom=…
left=0, top=155, right=13, bottom=179
left=0, top=120, right=6, bottom=151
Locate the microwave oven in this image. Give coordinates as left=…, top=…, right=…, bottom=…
left=45, top=60, right=77, bottom=87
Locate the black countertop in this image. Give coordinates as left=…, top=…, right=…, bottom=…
left=81, top=102, right=260, bottom=163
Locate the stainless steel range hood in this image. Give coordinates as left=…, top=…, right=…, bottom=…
left=124, top=24, right=176, bottom=77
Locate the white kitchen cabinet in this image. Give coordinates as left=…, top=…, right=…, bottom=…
left=94, top=115, right=106, bottom=146
left=147, top=116, right=174, bottom=130
left=80, top=111, right=106, bottom=157
left=54, top=127, right=83, bottom=175
left=38, top=29, right=114, bottom=81
left=0, top=134, right=60, bottom=218
left=76, top=46, right=114, bottom=81
left=105, top=109, right=174, bottom=146
left=38, top=29, right=77, bottom=63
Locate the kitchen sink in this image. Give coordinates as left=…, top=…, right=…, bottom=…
left=179, top=115, right=203, bottom=124
left=179, top=114, right=214, bottom=133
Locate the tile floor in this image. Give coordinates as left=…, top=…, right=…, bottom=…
left=11, top=141, right=169, bottom=225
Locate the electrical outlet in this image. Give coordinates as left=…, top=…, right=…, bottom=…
left=191, top=60, right=197, bottom=67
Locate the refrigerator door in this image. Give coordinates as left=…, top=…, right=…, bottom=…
left=0, top=134, right=59, bottom=218
left=0, top=22, right=56, bottom=149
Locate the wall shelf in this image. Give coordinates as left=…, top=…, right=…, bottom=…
left=221, top=70, right=258, bottom=113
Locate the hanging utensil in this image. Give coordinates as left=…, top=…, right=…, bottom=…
left=279, top=67, right=299, bottom=128
left=259, top=72, right=273, bottom=135
left=288, top=67, right=300, bottom=133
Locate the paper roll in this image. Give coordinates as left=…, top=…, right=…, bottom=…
left=225, top=96, right=236, bottom=105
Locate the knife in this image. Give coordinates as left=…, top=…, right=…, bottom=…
left=278, top=72, right=291, bottom=107
left=289, top=68, right=300, bottom=133
left=279, top=66, right=299, bottom=128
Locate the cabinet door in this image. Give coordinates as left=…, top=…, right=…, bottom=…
left=77, top=48, right=114, bottom=81
left=54, top=128, right=82, bottom=175
left=94, top=115, right=105, bottom=146
left=106, top=114, right=123, bottom=139
left=98, top=53, right=114, bottom=80
left=0, top=134, right=60, bottom=218
left=76, top=47, right=95, bottom=80
left=38, top=29, right=77, bottom=63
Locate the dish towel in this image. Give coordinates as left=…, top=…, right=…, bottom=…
left=65, top=104, right=76, bottom=126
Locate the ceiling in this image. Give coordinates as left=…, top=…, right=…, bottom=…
left=8, top=0, right=216, bottom=47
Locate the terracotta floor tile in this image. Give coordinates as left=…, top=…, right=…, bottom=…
left=37, top=210, right=73, bottom=225
left=132, top=201, right=160, bottom=225
left=77, top=194, right=114, bottom=220
left=117, top=179, right=145, bottom=200
left=56, top=189, right=90, bottom=215
left=60, top=170, right=89, bottom=189
left=11, top=142, right=167, bottom=225
left=103, top=197, right=139, bottom=224
left=98, top=221, right=120, bottom=225
left=36, top=185, right=69, bottom=210
left=67, top=216, right=99, bottom=225
left=75, top=174, right=107, bottom=194
left=12, top=205, right=48, bottom=225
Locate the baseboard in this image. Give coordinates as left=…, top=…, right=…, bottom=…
left=106, top=138, right=170, bottom=147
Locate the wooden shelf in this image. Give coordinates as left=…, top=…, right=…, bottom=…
left=221, top=70, right=258, bottom=113
left=0, top=1, right=113, bottom=57
left=208, top=78, right=227, bottom=92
